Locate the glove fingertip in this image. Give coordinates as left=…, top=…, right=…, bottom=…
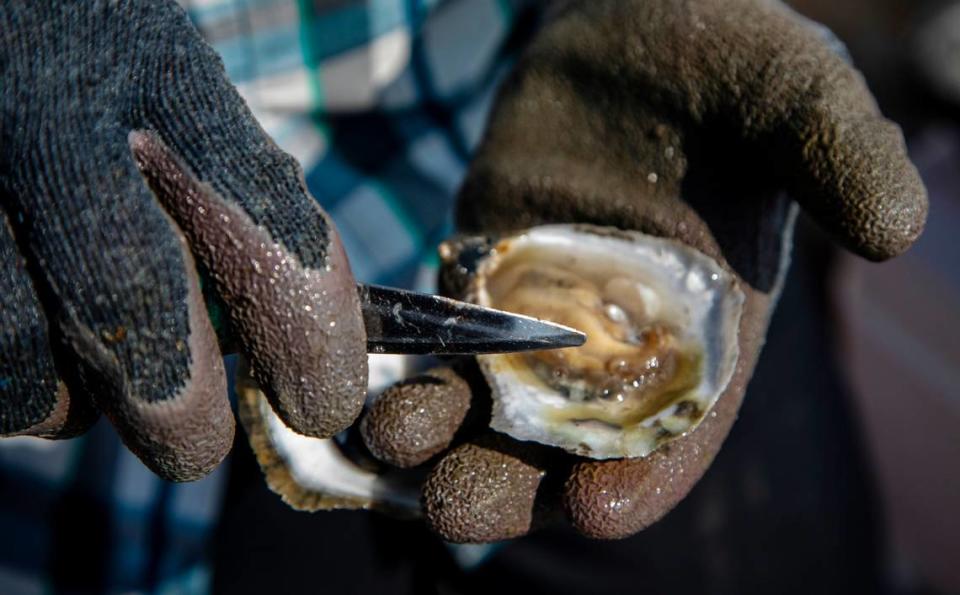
left=360, top=367, right=472, bottom=468
left=799, top=117, right=928, bottom=262
left=564, top=457, right=672, bottom=540
left=112, top=282, right=235, bottom=482
left=253, top=231, right=368, bottom=439
left=422, top=434, right=551, bottom=543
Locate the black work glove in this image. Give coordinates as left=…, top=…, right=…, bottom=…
left=0, top=1, right=367, bottom=481
left=358, top=0, right=928, bottom=541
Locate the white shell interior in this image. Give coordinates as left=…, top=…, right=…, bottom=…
left=473, top=225, right=745, bottom=460
left=243, top=353, right=422, bottom=511
left=258, top=391, right=420, bottom=510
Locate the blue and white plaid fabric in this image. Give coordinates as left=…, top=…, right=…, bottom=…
left=0, top=1, right=538, bottom=592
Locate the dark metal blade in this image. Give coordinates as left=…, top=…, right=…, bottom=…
left=358, top=283, right=586, bottom=355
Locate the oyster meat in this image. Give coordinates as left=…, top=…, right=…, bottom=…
left=464, top=225, right=744, bottom=460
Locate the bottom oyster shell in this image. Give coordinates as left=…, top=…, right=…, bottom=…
left=467, top=225, right=744, bottom=460
left=237, top=355, right=421, bottom=514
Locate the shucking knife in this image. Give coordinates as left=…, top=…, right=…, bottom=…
left=207, top=283, right=586, bottom=356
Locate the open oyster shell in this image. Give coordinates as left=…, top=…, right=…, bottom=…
left=459, top=224, right=745, bottom=460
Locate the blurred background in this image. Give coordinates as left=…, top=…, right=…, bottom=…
left=0, top=1, right=957, bottom=594
left=797, top=1, right=960, bottom=592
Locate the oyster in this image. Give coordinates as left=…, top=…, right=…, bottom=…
left=460, top=225, right=744, bottom=460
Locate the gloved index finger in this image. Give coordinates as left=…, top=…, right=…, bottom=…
left=130, top=131, right=367, bottom=440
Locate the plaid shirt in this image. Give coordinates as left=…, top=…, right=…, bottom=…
left=0, top=1, right=536, bottom=592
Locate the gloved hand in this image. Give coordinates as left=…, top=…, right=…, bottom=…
left=359, top=0, right=927, bottom=541
left=0, top=1, right=367, bottom=481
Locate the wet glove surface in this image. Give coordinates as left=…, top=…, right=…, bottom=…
left=359, top=0, right=927, bottom=542
left=0, top=1, right=367, bottom=481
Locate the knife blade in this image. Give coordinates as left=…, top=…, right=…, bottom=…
left=358, top=283, right=585, bottom=355
left=207, top=283, right=586, bottom=356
